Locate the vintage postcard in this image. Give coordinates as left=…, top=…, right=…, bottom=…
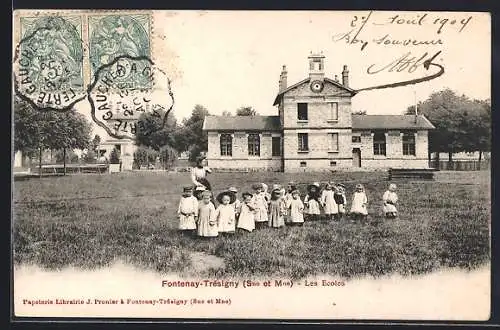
left=11, top=10, right=491, bottom=320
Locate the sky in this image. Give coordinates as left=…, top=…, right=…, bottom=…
left=19, top=10, right=490, bottom=139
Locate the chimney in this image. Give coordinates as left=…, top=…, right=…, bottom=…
left=342, top=65, right=349, bottom=87
left=279, top=65, right=287, bottom=92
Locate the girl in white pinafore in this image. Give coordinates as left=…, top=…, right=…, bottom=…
left=252, top=183, right=268, bottom=229
left=288, top=190, right=305, bottom=226
left=283, top=181, right=296, bottom=224
left=304, top=182, right=321, bottom=221
left=177, top=186, right=199, bottom=234
left=321, top=182, right=338, bottom=221
left=215, top=191, right=237, bottom=234
left=197, top=191, right=218, bottom=238
left=237, top=192, right=256, bottom=233
left=350, top=184, right=368, bottom=222
left=382, top=183, right=398, bottom=218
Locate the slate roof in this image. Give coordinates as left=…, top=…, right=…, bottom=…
left=273, top=77, right=356, bottom=106
left=203, top=115, right=281, bottom=131
left=352, top=115, right=435, bottom=130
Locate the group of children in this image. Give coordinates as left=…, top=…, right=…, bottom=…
left=177, top=181, right=399, bottom=238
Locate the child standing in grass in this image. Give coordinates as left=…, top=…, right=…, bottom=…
left=228, top=187, right=241, bottom=219
left=321, top=182, right=338, bottom=222
left=237, top=192, right=256, bottom=233
left=252, top=183, right=268, bottom=229
left=284, top=181, right=297, bottom=224
left=288, top=189, right=305, bottom=226
left=268, top=187, right=285, bottom=228
left=334, top=183, right=347, bottom=221
left=350, top=184, right=368, bottom=222
left=215, top=191, right=237, bottom=235
left=382, top=183, right=398, bottom=218
left=197, top=190, right=218, bottom=238
left=177, top=186, right=198, bottom=235
left=304, top=182, right=321, bottom=221
left=262, top=183, right=271, bottom=204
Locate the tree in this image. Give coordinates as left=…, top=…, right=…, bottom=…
left=222, top=110, right=232, bottom=116
left=404, top=89, right=485, bottom=164
left=92, top=134, right=101, bottom=153
left=174, top=105, right=210, bottom=161
left=136, top=109, right=177, bottom=151
left=352, top=110, right=367, bottom=115
left=109, top=147, right=120, bottom=164
left=236, top=106, right=257, bottom=116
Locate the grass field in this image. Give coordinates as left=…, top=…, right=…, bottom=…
left=12, top=170, right=491, bottom=280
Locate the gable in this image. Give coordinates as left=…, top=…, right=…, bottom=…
left=273, top=77, right=355, bottom=105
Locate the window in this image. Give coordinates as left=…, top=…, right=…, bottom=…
left=300, top=161, right=307, bottom=167
left=352, top=136, right=361, bottom=143
left=373, top=131, right=386, bottom=156
left=220, top=133, right=232, bottom=156
left=298, top=133, right=309, bottom=152
left=328, top=133, right=339, bottom=151
left=297, top=103, right=308, bottom=121
left=402, top=131, right=416, bottom=156
left=248, top=133, right=260, bottom=156
left=329, top=102, right=338, bottom=121
left=272, top=137, right=281, bottom=157
left=330, top=161, right=337, bottom=167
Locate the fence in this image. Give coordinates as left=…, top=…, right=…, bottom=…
left=32, top=164, right=109, bottom=175
left=429, top=159, right=490, bottom=171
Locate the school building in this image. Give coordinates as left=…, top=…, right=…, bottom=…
left=202, top=53, right=435, bottom=172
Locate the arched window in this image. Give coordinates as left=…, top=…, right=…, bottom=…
left=220, top=133, right=232, bottom=156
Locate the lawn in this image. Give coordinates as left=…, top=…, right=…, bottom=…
left=12, top=170, right=491, bottom=280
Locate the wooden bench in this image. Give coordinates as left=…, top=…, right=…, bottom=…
left=388, top=168, right=436, bottom=181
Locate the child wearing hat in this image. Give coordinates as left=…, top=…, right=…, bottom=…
left=215, top=191, right=237, bottom=234
left=288, top=189, right=305, bottom=226
left=320, top=182, right=338, bottom=222
left=197, top=190, right=218, bottom=238
left=350, top=184, right=368, bottom=222
left=382, top=183, right=398, bottom=218
left=304, top=182, right=321, bottom=221
left=334, top=183, right=347, bottom=221
left=237, top=192, right=256, bottom=233
left=252, top=183, right=268, bottom=229
left=177, top=185, right=199, bottom=235
left=268, top=186, right=286, bottom=228
left=228, top=187, right=241, bottom=219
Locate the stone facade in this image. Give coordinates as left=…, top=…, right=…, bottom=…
left=203, top=54, right=435, bottom=172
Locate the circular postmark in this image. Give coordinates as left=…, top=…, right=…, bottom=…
left=13, top=16, right=87, bottom=111
left=87, top=55, right=174, bottom=140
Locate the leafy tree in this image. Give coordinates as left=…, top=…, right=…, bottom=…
left=109, top=147, right=120, bottom=164
left=222, top=110, right=232, bottom=116
left=175, top=105, right=210, bottom=161
left=84, top=150, right=97, bottom=164
left=133, top=146, right=159, bottom=168
left=91, top=134, right=101, bottom=153
left=404, top=89, right=489, bottom=163
left=236, top=106, right=257, bottom=116
left=136, top=109, right=177, bottom=151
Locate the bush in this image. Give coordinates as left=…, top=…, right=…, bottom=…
left=133, top=146, right=159, bottom=168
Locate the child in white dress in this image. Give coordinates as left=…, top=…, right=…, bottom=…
left=215, top=191, right=237, bottom=235
left=197, top=190, right=218, bottom=238
left=334, top=183, right=347, bottom=221
left=383, top=183, right=398, bottom=218
left=177, top=186, right=199, bottom=235
left=261, top=183, right=271, bottom=204
left=350, top=184, right=368, bottom=222
left=237, top=192, right=256, bottom=233
left=304, top=182, right=321, bottom=221
left=228, top=187, right=241, bottom=219
left=284, top=181, right=297, bottom=224
left=321, top=182, right=338, bottom=222
left=288, top=189, right=305, bottom=226
left=252, top=183, right=268, bottom=229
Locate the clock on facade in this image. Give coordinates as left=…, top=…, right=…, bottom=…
left=310, top=80, right=324, bottom=93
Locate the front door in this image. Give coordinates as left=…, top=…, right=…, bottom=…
left=352, top=148, right=361, bottom=167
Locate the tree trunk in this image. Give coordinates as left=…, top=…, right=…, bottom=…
left=478, top=150, right=482, bottom=171
left=39, top=147, right=42, bottom=178
left=63, top=148, right=67, bottom=176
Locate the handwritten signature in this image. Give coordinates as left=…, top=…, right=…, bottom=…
left=367, top=51, right=434, bottom=74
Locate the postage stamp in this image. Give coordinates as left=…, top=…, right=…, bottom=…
left=88, top=14, right=152, bottom=89
left=13, top=15, right=86, bottom=110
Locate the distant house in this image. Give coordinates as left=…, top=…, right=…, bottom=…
left=202, top=53, right=435, bottom=172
